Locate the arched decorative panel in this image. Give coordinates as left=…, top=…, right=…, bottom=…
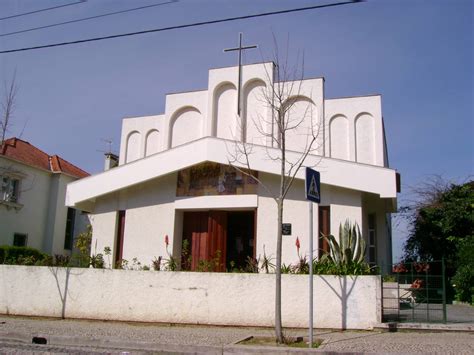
left=125, top=131, right=141, bottom=163
left=213, top=82, right=237, bottom=140
left=329, top=115, right=349, bottom=160
left=355, top=113, right=375, bottom=164
left=170, top=107, right=202, bottom=148
left=243, top=79, right=266, bottom=144
left=284, top=96, right=319, bottom=153
left=145, top=129, right=159, bottom=156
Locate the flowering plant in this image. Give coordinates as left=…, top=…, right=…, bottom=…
left=392, top=263, right=408, bottom=273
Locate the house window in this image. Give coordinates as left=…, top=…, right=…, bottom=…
left=368, top=213, right=377, bottom=266
left=1, top=176, right=20, bottom=203
left=64, top=208, right=76, bottom=250
left=13, top=233, right=27, bottom=247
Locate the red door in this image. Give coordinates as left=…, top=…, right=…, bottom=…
left=208, top=211, right=227, bottom=272
left=182, top=211, right=227, bottom=272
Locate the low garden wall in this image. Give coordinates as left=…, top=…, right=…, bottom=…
left=0, top=265, right=381, bottom=329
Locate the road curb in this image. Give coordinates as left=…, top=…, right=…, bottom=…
left=374, top=322, right=474, bottom=333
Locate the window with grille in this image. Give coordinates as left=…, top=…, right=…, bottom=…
left=64, top=208, right=76, bottom=250
left=1, top=175, right=20, bottom=203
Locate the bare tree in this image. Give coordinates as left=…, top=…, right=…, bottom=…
left=229, top=37, right=322, bottom=343
left=1, top=71, right=19, bottom=146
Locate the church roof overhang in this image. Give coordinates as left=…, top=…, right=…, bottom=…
left=66, top=136, right=398, bottom=212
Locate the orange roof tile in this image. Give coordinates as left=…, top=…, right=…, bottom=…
left=1, top=137, right=89, bottom=179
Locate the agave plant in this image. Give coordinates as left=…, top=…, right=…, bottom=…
left=321, top=220, right=366, bottom=265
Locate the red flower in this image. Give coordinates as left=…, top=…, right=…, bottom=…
left=411, top=279, right=424, bottom=289
left=392, top=263, right=408, bottom=273
left=165, top=235, right=169, bottom=246
left=295, top=237, right=300, bottom=252
left=414, top=262, right=430, bottom=273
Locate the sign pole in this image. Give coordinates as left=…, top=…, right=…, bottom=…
left=305, top=167, right=320, bottom=348
left=309, top=200, right=314, bottom=347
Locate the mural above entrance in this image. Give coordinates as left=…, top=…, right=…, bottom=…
left=176, top=163, right=258, bottom=197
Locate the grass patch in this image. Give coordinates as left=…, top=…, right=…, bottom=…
left=239, top=336, right=322, bottom=348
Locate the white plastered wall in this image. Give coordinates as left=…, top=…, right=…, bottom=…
left=207, top=63, right=274, bottom=139
left=256, top=173, right=363, bottom=266
left=47, top=173, right=80, bottom=256
left=324, top=185, right=362, bottom=239
left=68, top=62, right=396, bottom=268
left=281, top=78, right=325, bottom=156
left=0, top=159, right=51, bottom=251
left=119, top=114, right=164, bottom=165
left=91, top=173, right=177, bottom=267
left=164, top=90, right=207, bottom=149
left=0, top=158, right=86, bottom=256
left=325, top=95, right=385, bottom=167
left=362, top=193, right=392, bottom=272
left=0, top=265, right=382, bottom=329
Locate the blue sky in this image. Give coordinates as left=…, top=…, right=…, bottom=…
left=1, top=0, right=472, bottom=261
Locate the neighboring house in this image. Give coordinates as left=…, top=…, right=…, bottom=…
left=0, top=138, right=89, bottom=255
left=66, top=62, right=399, bottom=271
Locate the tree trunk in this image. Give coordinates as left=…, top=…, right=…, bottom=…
left=275, top=198, right=284, bottom=343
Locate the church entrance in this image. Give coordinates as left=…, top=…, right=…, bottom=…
left=181, top=210, right=255, bottom=272
left=226, top=211, right=255, bottom=270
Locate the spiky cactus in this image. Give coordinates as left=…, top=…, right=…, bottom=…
left=322, top=220, right=366, bottom=265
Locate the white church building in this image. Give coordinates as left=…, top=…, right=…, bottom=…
left=66, top=62, right=398, bottom=271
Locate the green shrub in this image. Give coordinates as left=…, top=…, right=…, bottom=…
left=321, top=220, right=366, bottom=265
left=453, top=265, right=474, bottom=304
left=315, top=220, right=372, bottom=276
left=452, top=235, right=474, bottom=304
left=0, top=245, right=47, bottom=265
left=312, top=259, right=372, bottom=276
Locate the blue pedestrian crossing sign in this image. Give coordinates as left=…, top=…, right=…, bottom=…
left=305, top=167, right=321, bottom=203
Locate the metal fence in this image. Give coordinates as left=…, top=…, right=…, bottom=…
left=381, top=260, right=447, bottom=323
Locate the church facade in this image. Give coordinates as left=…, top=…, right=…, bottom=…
left=66, top=62, right=398, bottom=271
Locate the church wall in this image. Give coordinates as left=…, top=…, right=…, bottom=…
left=89, top=167, right=391, bottom=270
left=329, top=114, right=350, bottom=160
left=208, top=63, right=274, bottom=139
left=169, top=107, right=203, bottom=148
left=90, top=212, right=117, bottom=268
left=214, top=83, right=238, bottom=139
left=362, top=193, right=392, bottom=270
left=325, top=95, right=384, bottom=167
left=282, top=78, right=325, bottom=156
left=91, top=173, right=177, bottom=267
left=70, top=62, right=396, bottom=270
left=243, top=79, right=267, bottom=145
left=120, top=173, right=176, bottom=266
left=164, top=90, right=207, bottom=149
left=324, top=186, right=363, bottom=240
left=256, top=173, right=364, bottom=266
left=119, top=115, right=164, bottom=165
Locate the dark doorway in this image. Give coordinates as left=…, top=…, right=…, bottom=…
left=226, top=211, right=255, bottom=270
left=115, top=210, right=126, bottom=267
left=318, top=206, right=330, bottom=258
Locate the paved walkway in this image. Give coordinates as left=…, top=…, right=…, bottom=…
left=0, top=314, right=473, bottom=354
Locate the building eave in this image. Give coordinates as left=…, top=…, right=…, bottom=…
left=66, top=137, right=398, bottom=211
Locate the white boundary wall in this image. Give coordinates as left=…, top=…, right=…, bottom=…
left=0, top=266, right=381, bottom=329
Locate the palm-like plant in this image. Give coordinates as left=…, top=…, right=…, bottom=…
left=321, top=220, right=366, bottom=265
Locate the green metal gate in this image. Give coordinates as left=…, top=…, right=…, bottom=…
left=382, top=260, right=447, bottom=323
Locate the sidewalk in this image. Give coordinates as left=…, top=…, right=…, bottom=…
left=0, top=314, right=473, bottom=354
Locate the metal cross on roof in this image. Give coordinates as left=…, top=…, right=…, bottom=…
left=224, top=33, right=257, bottom=117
